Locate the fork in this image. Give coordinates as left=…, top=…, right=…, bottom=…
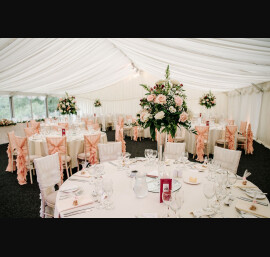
left=62, top=207, right=94, bottom=217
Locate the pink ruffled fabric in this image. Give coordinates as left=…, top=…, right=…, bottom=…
left=30, top=120, right=40, bottom=134
left=195, top=126, right=209, bottom=162
left=58, top=123, right=69, bottom=130
left=92, top=123, right=100, bottom=131
left=15, top=137, right=28, bottom=185
left=240, top=121, right=247, bottom=137
left=118, top=117, right=124, bottom=128
left=84, top=134, right=101, bottom=165
left=115, top=125, right=120, bottom=141
left=118, top=128, right=126, bottom=154
left=6, top=144, right=16, bottom=172
left=132, top=118, right=138, bottom=141
left=168, top=134, right=174, bottom=142
left=6, top=131, right=16, bottom=172
left=228, top=120, right=234, bottom=125
left=226, top=125, right=237, bottom=150
left=126, top=115, right=132, bottom=120
left=46, top=137, right=66, bottom=183
left=247, top=124, right=254, bottom=154
left=24, top=127, right=35, bottom=137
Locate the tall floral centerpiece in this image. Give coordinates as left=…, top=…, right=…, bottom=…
left=94, top=99, right=101, bottom=107
left=135, top=65, right=196, bottom=159
left=57, top=92, right=78, bottom=122
left=199, top=91, right=216, bottom=120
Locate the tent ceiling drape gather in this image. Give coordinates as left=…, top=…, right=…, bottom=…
left=0, top=38, right=270, bottom=95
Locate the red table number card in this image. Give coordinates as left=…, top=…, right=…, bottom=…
left=160, top=178, right=172, bottom=203
left=62, top=128, right=66, bottom=136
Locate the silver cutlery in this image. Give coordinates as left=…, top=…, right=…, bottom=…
left=68, top=178, right=89, bottom=183
left=235, top=207, right=260, bottom=218
left=109, top=161, right=117, bottom=166
left=236, top=196, right=268, bottom=206
left=62, top=207, right=95, bottom=217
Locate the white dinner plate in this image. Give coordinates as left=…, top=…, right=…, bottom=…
left=60, top=185, right=79, bottom=193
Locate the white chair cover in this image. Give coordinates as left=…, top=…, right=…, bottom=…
left=164, top=142, right=186, bottom=160
left=213, top=146, right=242, bottom=174
left=34, top=153, right=61, bottom=218
left=98, top=142, right=122, bottom=163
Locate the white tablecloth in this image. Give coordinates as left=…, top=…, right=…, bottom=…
left=54, top=159, right=270, bottom=218
left=0, top=123, right=27, bottom=144
left=185, top=124, right=226, bottom=154
left=29, top=131, right=108, bottom=168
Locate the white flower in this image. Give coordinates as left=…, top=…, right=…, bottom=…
left=155, top=111, right=165, bottom=120
left=169, top=106, right=176, bottom=113
left=141, top=111, right=151, bottom=122
left=60, top=109, right=63, bottom=112
left=62, top=104, right=65, bottom=108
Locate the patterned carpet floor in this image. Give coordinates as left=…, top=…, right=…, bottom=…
left=0, top=129, right=269, bottom=218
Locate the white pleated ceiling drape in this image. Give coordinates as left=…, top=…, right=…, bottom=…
left=0, top=38, right=270, bottom=95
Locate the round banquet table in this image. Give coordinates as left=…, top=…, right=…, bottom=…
left=185, top=124, right=236, bottom=155
left=54, top=159, right=270, bottom=218
left=40, top=122, right=85, bottom=130
left=28, top=130, right=107, bottom=168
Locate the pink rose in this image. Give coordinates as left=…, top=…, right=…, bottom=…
left=155, top=94, right=166, bottom=105
left=179, top=112, right=188, bottom=122
left=174, top=96, right=183, bottom=107
left=147, top=94, right=155, bottom=102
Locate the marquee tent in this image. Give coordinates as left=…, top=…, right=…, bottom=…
left=0, top=38, right=270, bottom=148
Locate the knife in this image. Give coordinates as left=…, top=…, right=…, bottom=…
left=236, top=196, right=268, bottom=206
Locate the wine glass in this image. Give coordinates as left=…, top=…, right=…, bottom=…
left=182, top=152, right=189, bottom=165
left=203, top=182, right=215, bottom=213
left=170, top=190, right=184, bottom=218
left=95, top=179, right=104, bottom=209
left=226, top=171, right=237, bottom=199
left=102, top=179, right=114, bottom=210
left=162, top=190, right=172, bottom=218
left=215, top=169, right=228, bottom=187
left=213, top=185, right=227, bottom=217
left=152, top=150, right=158, bottom=164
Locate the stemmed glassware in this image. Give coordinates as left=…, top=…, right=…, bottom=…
left=226, top=171, right=237, bottom=199
left=170, top=190, right=184, bottom=218
left=203, top=181, right=215, bottom=213
left=144, top=149, right=153, bottom=166
left=212, top=185, right=227, bottom=217
left=162, top=190, right=172, bottom=218
left=182, top=152, right=189, bottom=165
left=94, top=179, right=105, bottom=209
left=102, top=179, right=114, bottom=210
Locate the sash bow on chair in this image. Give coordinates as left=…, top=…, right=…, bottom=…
left=195, top=126, right=209, bottom=162
left=226, top=126, right=237, bottom=150
left=84, top=134, right=101, bottom=165
left=15, top=137, right=28, bottom=185
left=247, top=124, right=254, bottom=154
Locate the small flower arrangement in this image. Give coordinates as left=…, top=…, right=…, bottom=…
left=94, top=99, right=101, bottom=107
left=199, top=91, right=216, bottom=109
left=57, top=92, right=78, bottom=115
left=135, top=65, right=196, bottom=140
left=0, top=119, right=16, bottom=127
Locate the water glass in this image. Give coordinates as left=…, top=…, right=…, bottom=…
left=102, top=179, right=114, bottom=210
left=162, top=190, right=172, bottom=218
left=203, top=182, right=215, bottom=213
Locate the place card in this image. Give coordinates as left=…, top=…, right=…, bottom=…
left=160, top=178, right=172, bottom=203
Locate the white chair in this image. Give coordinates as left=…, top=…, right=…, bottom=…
left=213, top=146, right=242, bottom=174
left=34, top=153, right=62, bottom=218
left=164, top=142, right=186, bottom=160
left=98, top=142, right=122, bottom=163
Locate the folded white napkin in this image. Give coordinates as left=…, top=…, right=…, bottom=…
left=190, top=209, right=215, bottom=218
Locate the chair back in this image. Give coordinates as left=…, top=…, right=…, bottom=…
left=86, top=120, right=94, bottom=129
left=195, top=126, right=209, bottom=162
left=92, top=123, right=100, bottom=131
left=58, top=122, right=69, bottom=130
left=30, top=120, right=40, bottom=134
left=164, top=142, right=186, bottom=160
left=6, top=131, right=17, bottom=172
left=24, top=127, right=35, bottom=137
left=239, top=121, right=247, bottom=136
left=118, top=116, right=124, bottom=128
left=15, top=136, right=30, bottom=185
left=84, top=133, right=101, bottom=164
left=228, top=120, right=234, bottom=125
left=247, top=123, right=254, bottom=154
left=225, top=125, right=237, bottom=150
left=98, top=142, right=122, bottom=163
left=34, top=152, right=61, bottom=190
left=213, top=146, right=241, bottom=174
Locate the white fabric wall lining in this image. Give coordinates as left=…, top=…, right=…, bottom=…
left=76, top=71, right=228, bottom=118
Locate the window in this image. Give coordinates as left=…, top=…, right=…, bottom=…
left=13, top=96, right=32, bottom=121
left=48, top=96, right=59, bottom=117
left=0, top=95, right=11, bottom=120
left=32, top=96, right=46, bottom=119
